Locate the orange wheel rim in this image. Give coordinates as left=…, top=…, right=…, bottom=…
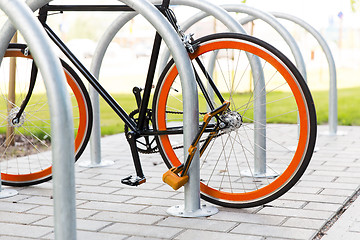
left=1, top=49, right=87, bottom=183
left=156, top=39, right=309, bottom=202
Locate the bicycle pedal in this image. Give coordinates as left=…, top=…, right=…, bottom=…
left=121, top=175, right=146, bottom=186
left=163, top=167, right=189, bottom=190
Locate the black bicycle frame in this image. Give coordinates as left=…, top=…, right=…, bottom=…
left=38, top=1, right=173, bottom=135
left=32, top=0, right=225, bottom=183
left=38, top=0, right=223, bottom=134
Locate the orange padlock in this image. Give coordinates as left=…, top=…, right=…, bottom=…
left=162, top=167, right=189, bottom=190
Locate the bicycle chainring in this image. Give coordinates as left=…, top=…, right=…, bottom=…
left=124, top=109, right=158, bottom=154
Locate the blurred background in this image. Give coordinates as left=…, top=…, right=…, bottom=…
left=15, top=0, right=356, bottom=93
left=1, top=0, right=359, bottom=130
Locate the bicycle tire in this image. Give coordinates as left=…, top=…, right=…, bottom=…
left=152, top=33, right=316, bottom=208
left=0, top=43, right=93, bottom=186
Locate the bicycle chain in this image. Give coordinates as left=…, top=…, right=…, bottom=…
left=128, top=109, right=221, bottom=154
left=152, top=110, right=221, bottom=152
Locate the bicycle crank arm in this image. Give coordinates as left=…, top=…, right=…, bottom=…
left=162, top=101, right=230, bottom=190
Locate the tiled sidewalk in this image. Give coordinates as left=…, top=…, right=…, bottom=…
left=0, top=125, right=360, bottom=239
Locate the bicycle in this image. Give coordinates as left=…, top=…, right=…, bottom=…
left=0, top=0, right=316, bottom=208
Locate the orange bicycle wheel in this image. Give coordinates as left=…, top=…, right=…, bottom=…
left=152, top=33, right=316, bottom=208
left=0, top=44, right=93, bottom=186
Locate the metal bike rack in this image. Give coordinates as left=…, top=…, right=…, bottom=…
left=119, top=0, right=220, bottom=217
left=0, top=0, right=76, bottom=239
left=89, top=0, right=264, bottom=169
left=160, top=4, right=306, bottom=82
left=0, top=0, right=48, bottom=62
left=89, top=0, right=267, bottom=214
left=182, top=4, right=307, bottom=79
left=271, top=12, right=339, bottom=136
left=241, top=11, right=339, bottom=135
left=79, top=13, right=138, bottom=169
left=0, top=0, right=216, bottom=218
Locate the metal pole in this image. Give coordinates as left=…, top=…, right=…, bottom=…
left=270, top=12, right=339, bottom=136
left=160, top=0, right=268, bottom=177
left=175, top=4, right=306, bottom=81
left=90, top=0, right=265, bottom=213
left=0, top=0, right=76, bottom=239
left=225, top=5, right=307, bottom=80
left=117, top=0, right=214, bottom=216
left=81, top=12, right=136, bottom=168
left=0, top=0, right=52, bottom=65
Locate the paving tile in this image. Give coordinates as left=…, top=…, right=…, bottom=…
left=125, top=196, right=183, bottom=207
left=42, top=230, right=128, bottom=240
left=102, top=180, right=162, bottom=190
left=1, top=126, right=360, bottom=240
left=139, top=205, right=171, bottom=216
left=322, top=231, right=360, bottom=240
left=349, top=221, right=360, bottom=233
left=0, top=194, right=30, bottom=203
left=114, top=188, right=176, bottom=199
left=320, top=190, right=360, bottom=239
left=208, top=211, right=285, bottom=225
left=0, top=212, right=45, bottom=224
left=312, top=170, right=360, bottom=178
left=296, top=181, right=359, bottom=190
left=33, top=216, right=112, bottom=231
left=76, top=185, right=119, bottom=194
left=77, top=231, right=128, bottom=240
left=25, top=205, right=54, bottom=215
left=0, top=236, right=35, bottom=240
left=102, top=222, right=182, bottom=238
left=77, top=201, right=146, bottom=213
left=126, top=237, right=165, bottom=240
left=16, top=184, right=53, bottom=197
left=80, top=167, right=130, bottom=176
left=335, top=176, right=360, bottom=184
left=320, top=188, right=355, bottom=197
left=257, top=206, right=333, bottom=220
left=156, top=216, right=236, bottom=232
left=299, top=175, right=337, bottom=182
left=0, top=223, right=52, bottom=238
left=26, top=205, right=98, bottom=219
left=19, top=196, right=54, bottom=206
left=280, top=192, right=347, bottom=204
left=74, top=171, right=100, bottom=179
left=303, top=202, right=342, bottom=212
left=75, top=178, right=110, bottom=186
left=282, top=217, right=325, bottom=230
left=175, top=229, right=262, bottom=240
left=287, top=186, right=322, bottom=194
left=231, top=223, right=316, bottom=239
left=267, top=199, right=307, bottom=209
left=0, top=201, right=38, bottom=213
left=76, top=192, right=133, bottom=203
left=89, top=211, right=164, bottom=225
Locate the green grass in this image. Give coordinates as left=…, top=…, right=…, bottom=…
left=97, top=94, right=138, bottom=136
left=1, top=87, right=359, bottom=139
left=99, top=87, right=360, bottom=136
left=313, top=87, right=360, bottom=125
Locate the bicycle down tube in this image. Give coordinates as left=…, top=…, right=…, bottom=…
left=35, top=1, right=220, bottom=186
